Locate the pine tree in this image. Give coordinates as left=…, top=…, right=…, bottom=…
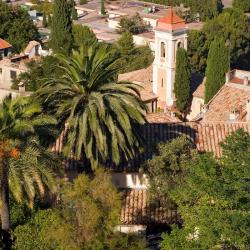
left=42, top=12, right=48, bottom=27
left=116, top=31, right=134, bottom=55
left=174, top=48, right=191, bottom=114
left=205, top=38, right=229, bottom=103
left=100, top=0, right=106, bottom=16
left=49, top=0, right=73, bottom=55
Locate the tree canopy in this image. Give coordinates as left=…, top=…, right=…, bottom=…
left=13, top=169, right=147, bottom=249
left=35, top=43, right=147, bottom=169
left=161, top=129, right=250, bottom=249
left=114, top=31, right=154, bottom=74
left=0, top=95, right=59, bottom=248
left=146, top=135, right=195, bottom=208
left=12, top=56, right=62, bottom=92
left=72, top=24, right=98, bottom=49
left=49, top=0, right=73, bottom=55
left=0, top=1, right=39, bottom=53
left=205, top=38, right=229, bottom=103
left=233, top=0, right=250, bottom=12
left=188, top=8, right=250, bottom=73
left=118, top=13, right=148, bottom=34
left=174, top=48, right=191, bottom=114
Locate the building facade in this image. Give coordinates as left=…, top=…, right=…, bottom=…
left=152, top=9, right=188, bottom=108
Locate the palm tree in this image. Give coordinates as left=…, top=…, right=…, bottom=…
left=36, top=43, right=147, bottom=169
left=0, top=95, right=59, bottom=249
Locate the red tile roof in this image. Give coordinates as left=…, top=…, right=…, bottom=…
left=118, top=66, right=157, bottom=102
left=203, top=83, right=250, bottom=122
left=53, top=121, right=250, bottom=172
left=156, top=8, right=186, bottom=31
left=120, top=189, right=179, bottom=225
left=0, top=39, right=12, bottom=49
left=146, top=112, right=181, bottom=123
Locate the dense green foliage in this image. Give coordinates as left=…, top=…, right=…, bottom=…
left=72, top=24, right=98, bottom=49
left=100, top=0, right=106, bottom=15
left=187, top=30, right=208, bottom=73
left=69, top=0, right=78, bottom=20
left=0, top=95, right=59, bottom=248
left=35, top=43, right=147, bottom=169
left=49, top=0, right=73, bottom=55
left=0, top=96, right=59, bottom=204
left=205, top=38, right=229, bottom=103
left=13, top=170, right=147, bottom=249
left=174, top=48, right=191, bottom=114
left=0, top=1, right=39, bottom=53
left=42, top=12, right=48, bottom=27
left=188, top=8, right=250, bottom=73
left=146, top=136, right=195, bottom=208
left=79, top=0, right=87, bottom=5
left=118, top=13, right=148, bottom=34
left=161, top=129, right=250, bottom=249
left=12, top=56, right=62, bottom=92
left=114, top=31, right=154, bottom=73
left=233, top=0, right=250, bottom=12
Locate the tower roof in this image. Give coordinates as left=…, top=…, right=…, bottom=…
left=156, top=8, right=186, bottom=32
left=0, top=39, right=12, bottom=50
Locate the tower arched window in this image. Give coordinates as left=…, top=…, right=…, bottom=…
left=160, top=42, right=166, bottom=58
left=177, top=41, right=183, bottom=49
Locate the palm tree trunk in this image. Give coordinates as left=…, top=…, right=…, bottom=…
left=0, top=160, right=11, bottom=250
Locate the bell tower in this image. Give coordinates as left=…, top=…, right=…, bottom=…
left=152, top=8, right=188, bottom=108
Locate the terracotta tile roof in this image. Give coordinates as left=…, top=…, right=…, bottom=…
left=118, top=66, right=153, bottom=87
left=120, top=189, right=179, bottom=225
left=0, top=39, right=12, bottom=50
left=146, top=112, right=181, bottom=123
left=24, top=40, right=40, bottom=54
left=53, top=121, right=250, bottom=171
left=203, top=83, right=250, bottom=122
left=193, top=78, right=205, bottom=99
left=156, top=8, right=186, bottom=31
left=118, top=66, right=157, bottom=102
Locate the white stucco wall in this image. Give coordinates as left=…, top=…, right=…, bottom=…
left=0, top=88, right=27, bottom=102
left=108, top=18, right=119, bottom=29
left=115, top=225, right=147, bottom=233
left=188, top=96, right=204, bottom=120
left=111, top=173, right=148, bottom=189
left=0, top=61, right=26, bottom=89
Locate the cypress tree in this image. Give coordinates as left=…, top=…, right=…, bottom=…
left=205, top=38, right=229, bottom=103
left=49, top=0, right=73, bottom=55
left=48, top=14, right=52, bottom=27
left=69, top=0, right=78, bottom=20
left=174, top=48, right=191, bottom=114
left=100, top=0, right=106, bottom=16
left=42, top=12, right=48, bottom=27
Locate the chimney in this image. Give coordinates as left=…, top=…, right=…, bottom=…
left=247, top=100, right=250, bottom=122
left=225, top=72, right=231, bottom=83
left=243, top=76, right=249, bottom=86
left=18, top=82, right=25, bottom=93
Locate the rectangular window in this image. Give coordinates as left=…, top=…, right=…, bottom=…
left=0, top=68, right=2, bottom=74
left=161, top=78, right=164, bottom=88
left=10, top=70, right=17, bottom=80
